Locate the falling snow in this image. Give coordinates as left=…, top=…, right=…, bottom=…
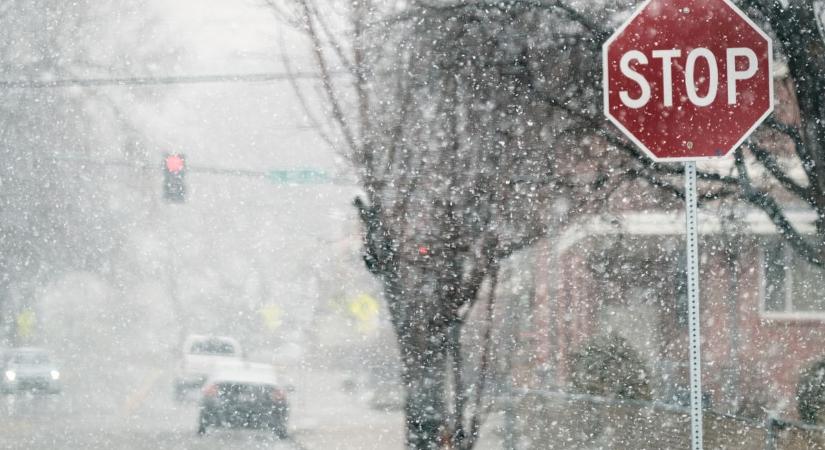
left=0, top=1, right=824, bottom=449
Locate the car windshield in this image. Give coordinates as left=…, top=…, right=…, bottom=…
left=11, top=352, right=49, bottom=365
left=189, top=340, right=235, bottom=355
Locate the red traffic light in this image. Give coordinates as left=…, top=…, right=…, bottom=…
left=162, top=153, right=186, bottom=202
left=165, top=154, right=185, bottom=174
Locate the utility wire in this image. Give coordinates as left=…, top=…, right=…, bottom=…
left=51, top=155, right=278, bottom=177
left=47, top=155, right=357, bottom=185
left=0, top=71, right=341, bottom=89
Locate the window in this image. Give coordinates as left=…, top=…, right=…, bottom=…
left=190, top=339, right=236, bottom=355
left=762, top=239, right=825, bottom=317
left=11, top=351, right=49, bottom=365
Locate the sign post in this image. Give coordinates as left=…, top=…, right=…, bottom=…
left=602, top=1, right=773, bottom=448
left=684, top=161, right=702, bottom=446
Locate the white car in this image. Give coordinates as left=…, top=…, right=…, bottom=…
left=2, top=348, right=61, bottom=395
left=173, top=335, right=244, bottom=402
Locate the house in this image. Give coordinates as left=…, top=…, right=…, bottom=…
left=518, top=208, right=824, bottom=419
left=506, top=66, right=825, bottom=420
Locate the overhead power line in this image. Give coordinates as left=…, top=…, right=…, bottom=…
left=48, top=155, right=357, bottom=185
left=0, top=71, right=338, bottom=89
left=51, top=155, right=273, bottom=176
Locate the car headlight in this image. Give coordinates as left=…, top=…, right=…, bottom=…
left=50, top=370, right=60, bottom=380
left=4, top=370, right=15, bottom=381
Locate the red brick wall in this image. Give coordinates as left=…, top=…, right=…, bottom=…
left=536, top=233, right=825, bottom=419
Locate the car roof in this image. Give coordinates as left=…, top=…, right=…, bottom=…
left=208, top=362, right=279, bottom=385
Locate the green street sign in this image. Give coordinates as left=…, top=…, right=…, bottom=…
left=267, top=169, right=329, bottom=184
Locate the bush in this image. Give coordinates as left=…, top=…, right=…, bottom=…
left=797, top=359, right=825, bottom=424
left=570, top=332, right=652, bottom=401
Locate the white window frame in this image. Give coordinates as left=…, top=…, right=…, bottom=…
left=759, top=240, right=825, bottom=321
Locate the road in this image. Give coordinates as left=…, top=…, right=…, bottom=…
left=0, top=361, right=404, bottom=450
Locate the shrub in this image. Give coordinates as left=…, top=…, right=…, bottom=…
left=570, top=332, right=652, bottom=401
left=797, top=359, right=825, bottom=424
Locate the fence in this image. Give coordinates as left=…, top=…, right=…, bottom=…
left=501, top=388, right=825, bottom=449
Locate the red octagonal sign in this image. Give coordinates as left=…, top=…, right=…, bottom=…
left=603, top=0, right=773, bottom=161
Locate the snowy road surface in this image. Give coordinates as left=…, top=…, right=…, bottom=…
left=0, top=363, right=405, bottom=449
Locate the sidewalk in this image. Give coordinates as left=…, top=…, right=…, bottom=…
left=286, top=368, right=502, bottom=450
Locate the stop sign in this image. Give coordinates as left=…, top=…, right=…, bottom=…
left=603, top=0, right=773, bottom=161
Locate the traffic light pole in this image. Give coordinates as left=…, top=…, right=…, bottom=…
left=684, top=161, right=703, bottom=450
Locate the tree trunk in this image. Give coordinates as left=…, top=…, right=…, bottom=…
left=378, top=268, right=451, bottom=449
left=398, top=321, right=450, bottom=450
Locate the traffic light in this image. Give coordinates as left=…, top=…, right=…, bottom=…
left=163, top=153, right=186, bottom=202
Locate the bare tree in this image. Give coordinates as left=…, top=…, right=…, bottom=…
left=0, top=0, right=177, bottom=342
left=278, top=1, right=825, bottom=447
left=273, top=1, right=640, bottom=448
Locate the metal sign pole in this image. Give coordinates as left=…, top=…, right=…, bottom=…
left=684, top=161, right=703, bottom=450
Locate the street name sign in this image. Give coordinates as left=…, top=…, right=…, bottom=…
left=267, top=169, right=329, bottom=184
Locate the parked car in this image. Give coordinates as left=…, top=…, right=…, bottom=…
left=197, top=363, right=289, bottom=438
left=1, top=348, right=61, bottom=395
left=173, top=334, right=244, bottom=402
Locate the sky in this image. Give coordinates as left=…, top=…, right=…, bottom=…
left=30, top=0, right=380, bottom=362
left=142, top=0, right=336, bottom=171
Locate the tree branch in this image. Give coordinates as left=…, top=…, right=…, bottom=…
left=734, top=148, right=822, bottom=265
left=746, top=141, right=814, bottom=204
left=460, top=264, right=498, bottom=450
left=764, top=116, right=818, bottom=187
left=277, top=30, right=335, bottom=149
left=297, top=0, right=359, bottom=155
left=309, top=1, right=357, bottom=75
